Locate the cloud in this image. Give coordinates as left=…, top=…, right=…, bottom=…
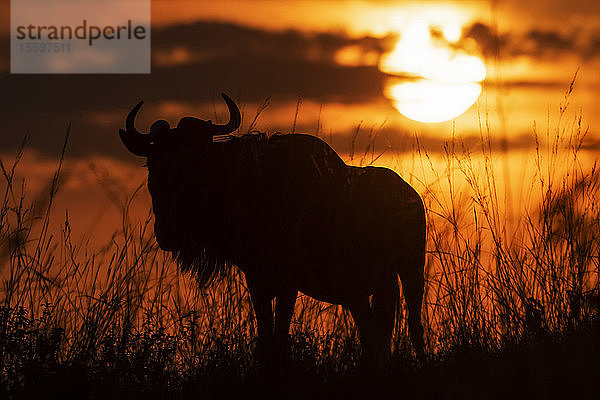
left=0, top=19, right=594, bottom=160
left=151, top=21, right=395, bottom=67
left=0, top=21, right=399, bottom=157
left=462, top=21, right=600, bottom=60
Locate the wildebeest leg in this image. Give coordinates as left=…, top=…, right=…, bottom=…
left=371, top=274, right=398, bottom=365
left=349, top=296, right=375, bottom=368
left=247, top=282, right=274, bottom=364
left=398, top=268, right=425, bottom=363
left=274, top=289, right=297, bottom=362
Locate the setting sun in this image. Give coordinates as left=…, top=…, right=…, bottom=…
left=380, top=13, right=486, bottom=123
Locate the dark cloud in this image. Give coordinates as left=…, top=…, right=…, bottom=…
left=152, top=21, right=395, bottom=65
left=584, top=33, right=600, bottom=60
left=0, top=60, right=388, bottom=155
left=1, top=19, right=591, bottom=160
left=462, top=22, right=504, bottom=57
left=463, top=21, right=600, bottom=60
left=0, top=21, right=397, bottom=157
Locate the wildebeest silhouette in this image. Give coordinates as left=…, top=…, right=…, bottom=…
left=119, top=93, right=426, bottom=365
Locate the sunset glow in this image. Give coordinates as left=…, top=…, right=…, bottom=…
left=3, top=0, right=600, bottom=396
left=379, top=11, right=486, bottom=122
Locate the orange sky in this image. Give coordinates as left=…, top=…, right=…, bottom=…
left=149, top=0, right=600, bottom=34
left=2, top=0, right=598, bottom=148
left=1, top=0, right=599, bottom=246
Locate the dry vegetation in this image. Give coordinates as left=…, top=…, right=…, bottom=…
left=1, top=87, right=599, bottom=399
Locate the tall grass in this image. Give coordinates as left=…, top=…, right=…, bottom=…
left=1, top=84, right=599, bottom=396
left=419, top=83, right=599, bottom=353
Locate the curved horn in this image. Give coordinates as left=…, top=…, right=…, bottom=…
left=119, top=101, right=152, bottom=156
left=211, top=93, right=241, bottom=134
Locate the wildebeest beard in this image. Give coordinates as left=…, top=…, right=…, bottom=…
left=150, top=132, right=345, bottom=288
left=156, top=167, right=239, bottom=288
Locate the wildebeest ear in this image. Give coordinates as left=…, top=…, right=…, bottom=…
left=150, top=120, right=171, bottom=141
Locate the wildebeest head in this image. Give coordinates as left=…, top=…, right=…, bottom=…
left=119, top=94, right=242, bottom=285
left=119, top=93, right=241, bottom=157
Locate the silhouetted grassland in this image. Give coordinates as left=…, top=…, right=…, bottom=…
left=1, top=85, right=599, bottom=399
